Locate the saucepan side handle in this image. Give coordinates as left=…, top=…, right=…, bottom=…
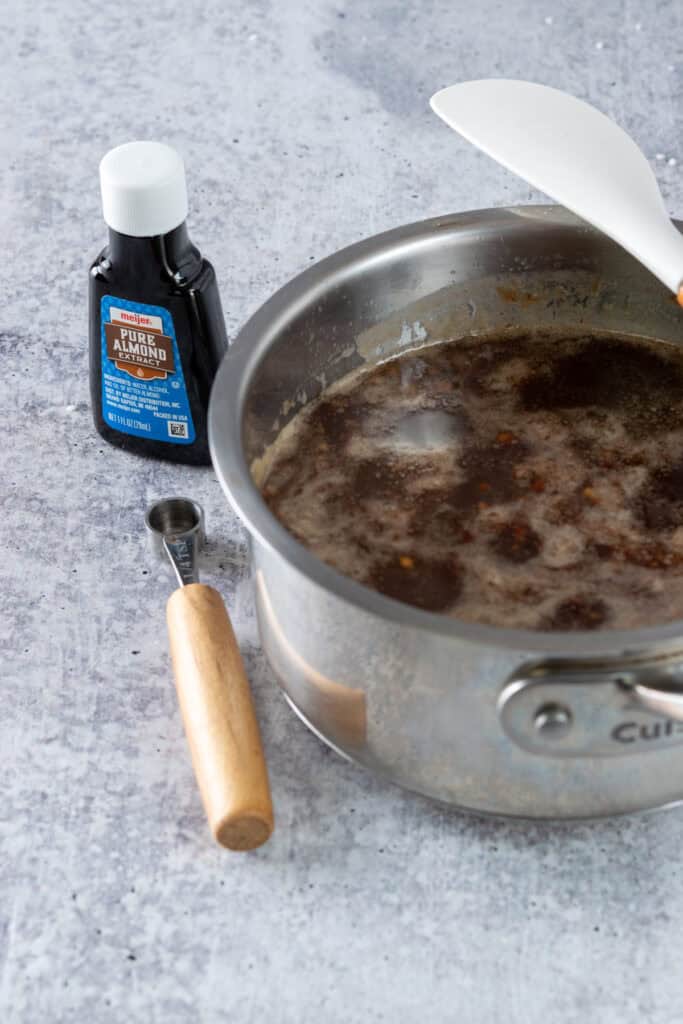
left=628, top=681, right=683, bottom=722
left=499, top=653, right=683, bottom=758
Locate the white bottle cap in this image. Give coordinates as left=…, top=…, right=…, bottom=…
left=99, top=141, right=189, bottom=237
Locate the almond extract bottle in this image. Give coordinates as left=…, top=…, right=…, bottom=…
left=89, top=141, right=228, bottom=465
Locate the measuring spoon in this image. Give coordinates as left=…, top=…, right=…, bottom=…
left=146, top=496, right=273, bottom=851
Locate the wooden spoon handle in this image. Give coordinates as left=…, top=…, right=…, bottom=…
left=166, top=583, right=273, bottom=851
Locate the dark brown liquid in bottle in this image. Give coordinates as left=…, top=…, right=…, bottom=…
left=89, top=223, right=227, bottom=466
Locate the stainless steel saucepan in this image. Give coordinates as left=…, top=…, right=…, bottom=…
left=209, top=205, right=683, bottom=819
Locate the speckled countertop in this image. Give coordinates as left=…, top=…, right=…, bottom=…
left=4, top=1, right=683, bottom=1021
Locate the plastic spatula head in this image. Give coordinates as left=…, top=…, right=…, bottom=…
left=431, top=79, right=683, bottom=301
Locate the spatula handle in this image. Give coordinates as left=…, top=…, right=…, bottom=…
left=166, top=583, right=273, bottom=851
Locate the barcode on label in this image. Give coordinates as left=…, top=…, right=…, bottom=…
left=168, top=420, right=189, bottom=438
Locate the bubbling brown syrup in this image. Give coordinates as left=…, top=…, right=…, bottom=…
left=261, top=332, right=683, bottom=630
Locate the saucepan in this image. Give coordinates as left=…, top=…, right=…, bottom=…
left=209, top=205, right=683, bottom=818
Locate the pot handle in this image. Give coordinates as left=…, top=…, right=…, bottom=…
left=628, top=681, right=683, bottom=722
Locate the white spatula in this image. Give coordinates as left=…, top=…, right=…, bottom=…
left=431, top=79, right=683, bottom=303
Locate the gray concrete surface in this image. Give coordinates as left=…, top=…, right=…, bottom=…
left=3, top=0, right=683, bottom=1020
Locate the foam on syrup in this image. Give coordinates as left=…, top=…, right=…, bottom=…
left=260, top=330, right=683, bottom=630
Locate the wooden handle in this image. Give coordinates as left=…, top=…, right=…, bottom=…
left=166, top=583, right=273, bottom=851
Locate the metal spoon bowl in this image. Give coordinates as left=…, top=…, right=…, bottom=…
left=145, top=496, right=204, bottom=587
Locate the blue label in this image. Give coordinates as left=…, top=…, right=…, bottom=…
left=100, top=295, right=195, bottom=444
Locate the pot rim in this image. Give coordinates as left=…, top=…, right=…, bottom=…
left=209, top=204, right=683, bottom=655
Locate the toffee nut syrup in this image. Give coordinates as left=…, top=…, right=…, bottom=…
left=261, top=331, right=683, bottom=631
